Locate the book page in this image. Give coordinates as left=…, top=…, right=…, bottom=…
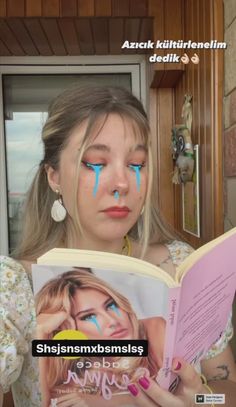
left=32, top=263, right=175, bottom=406
left=176, top=227, right=236, bottom=281
left=173, top=234, right=236, bottom=365
left=37, top=248, right=176, bottom=287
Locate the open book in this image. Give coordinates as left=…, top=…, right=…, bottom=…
left=32, top=227, right=236, bottom=406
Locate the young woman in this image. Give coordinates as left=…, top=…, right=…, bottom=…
left=36, top=269, right=165, bottom=407
left=0, top=85, right=235, bottom=407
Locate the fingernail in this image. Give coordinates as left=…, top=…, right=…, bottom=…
left=138, top=376, right=150, bottom=389
left=127, top=384, right=139, bottom=396
left=174, top=361, right=182, bottom=371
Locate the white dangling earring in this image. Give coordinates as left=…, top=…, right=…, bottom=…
left=51, top=190, right=67, bottom=222
left=140, top=206, right=145, bottom=215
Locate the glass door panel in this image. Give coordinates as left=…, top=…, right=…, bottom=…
left=3, top=73, right=131, bottom=252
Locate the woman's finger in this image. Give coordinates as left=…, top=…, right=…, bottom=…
left=128, top=382, right=161, bottom=407
left=137, top=377, right=183, bottom=407
left=128, top=377, right=187, bottom=407
left=128, top=359, right=205, bottom=407
left=67, top=315, right=76, bottom=330
left=172, top=358, right=202, bottom=392
left=59, top=315, right=76, bottom=331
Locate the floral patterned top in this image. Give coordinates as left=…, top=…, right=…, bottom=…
left=0, top=241, right=233, bottom=406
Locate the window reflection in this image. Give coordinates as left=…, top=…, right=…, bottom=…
left=3, top=74, right=131, bottom=252
left=5, top=112, right=45, bottom=251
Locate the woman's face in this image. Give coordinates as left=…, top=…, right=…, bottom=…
left=71, top=288, right=134, bottom=340
left=47, top=113, right=148, bottom=242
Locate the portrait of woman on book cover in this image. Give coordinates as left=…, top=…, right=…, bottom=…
left=35, top=269, right=166, bottom=407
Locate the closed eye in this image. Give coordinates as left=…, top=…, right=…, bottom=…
left=82, top=161, right=105, bottom=170
left=128, top=163, right=146, bottom=170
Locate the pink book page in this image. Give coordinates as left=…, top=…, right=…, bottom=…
left=174, top=233, right=236, bottom=365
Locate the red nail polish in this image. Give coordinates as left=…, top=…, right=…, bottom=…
left=139, top=376, right=150, bottom=389
left=128, top=384, right=139, bottom=396
left=174, top=361, right=182, bottom=371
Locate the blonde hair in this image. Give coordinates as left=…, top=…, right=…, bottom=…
left=35, top=269, right=157, bottom=389
left=14, top=85, right=173, bottom=261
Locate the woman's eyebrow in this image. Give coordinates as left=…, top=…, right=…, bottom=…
left=74, top=298, right=112, bottom=317
left=84, top=144, right=110, bottom=153
left=84, top=144, right=147, bottom=153
left=75, top=307, right=94, bottom=317
left=129, top=144, right=148, bottom=153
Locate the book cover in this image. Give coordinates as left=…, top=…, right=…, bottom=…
left=32, top=264, right=172, bottom=407
left=32, top=227, right=236, bottom=406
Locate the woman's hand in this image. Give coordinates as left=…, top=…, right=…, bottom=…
left=128, top=358, right=207, bottom=406
left=36, top=311, right=76, bottom=339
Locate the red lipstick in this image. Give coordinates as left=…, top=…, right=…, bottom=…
left=110, top=328, right=128, bottom=338
left=102, top=206, right=130, bottom=219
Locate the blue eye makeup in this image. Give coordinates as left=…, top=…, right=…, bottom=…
left=107, top=301, right=120, bottom=316
left=82, top=160, right=145, bottom=195
left=82, top=161, right=104, bottom=196
left=128, top=163, right=145, bottom=192
left=81, top=314, right=102, bottom=333
left=81, top=313, right=95, bottom=322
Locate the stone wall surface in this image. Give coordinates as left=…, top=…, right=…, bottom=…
left=224, top=0, right=236, bottom=28
left=225, top=18, right=236, bottom=95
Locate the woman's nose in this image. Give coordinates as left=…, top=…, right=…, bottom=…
left=102, top=312, right=118, bottom=329
left=111, top=167, right=129, bottom=196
